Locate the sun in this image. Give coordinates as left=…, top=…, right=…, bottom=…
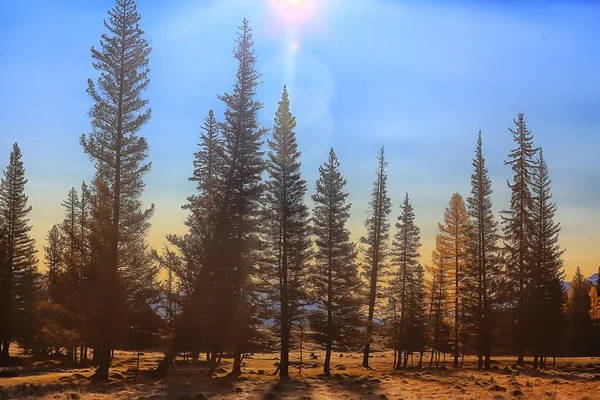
left=270, top=0, right=316, bottom=24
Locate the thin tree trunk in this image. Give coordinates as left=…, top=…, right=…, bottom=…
left=454, top=242, right=459, bottom=368
left=299, top=322, right=303, bottom=377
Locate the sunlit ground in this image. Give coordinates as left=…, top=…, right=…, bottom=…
left=1, top=349, right=599, bottom=399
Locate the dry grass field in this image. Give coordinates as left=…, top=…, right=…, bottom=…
left=1, top=349, right=600, bottom=399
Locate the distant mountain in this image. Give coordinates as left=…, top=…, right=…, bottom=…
left=562, top=272, right=598, bottom=292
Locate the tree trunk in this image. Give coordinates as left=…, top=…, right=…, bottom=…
left=363, top=255, right=378, bottom=369
left=153, top=348, right=176, bottom=378
left=91, top=348, right=111, bottom=381
left=362, top=341, right=370, bottom=368
left=454, top=251, right=459, bottom=368
left=0, top=341, right=9, bottom=361
left=230, top=351, right=242, bottom=377
left=207, top=347, right=218, bottom=379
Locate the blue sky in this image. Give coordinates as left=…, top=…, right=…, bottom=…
left=1, top=0, right=599, bottom=279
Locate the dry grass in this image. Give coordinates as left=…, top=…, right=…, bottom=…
left=1, top=349, right=599, bottom=399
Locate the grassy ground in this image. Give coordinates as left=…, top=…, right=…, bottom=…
left=1, top=349, right=599, bottom=399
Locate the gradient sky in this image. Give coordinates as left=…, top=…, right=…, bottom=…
left=1, top=0, right=599, bottom=280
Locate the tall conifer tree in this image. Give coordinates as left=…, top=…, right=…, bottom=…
left=391, top=193, right=421, bottom=369
left=501, top=112, right=537, bottom=366
left=155, top=19, right=266, bottom=378
left=0, top=143, right=39, bottom=360
left=79, top=0, right=155, bottom=380
left=263, top=86, right=311, bottom=379
left=530, top=149, right=565, bottom=367
left=361, top=146, right=392, bottom=368
left=437, top=193, right=472, bottom=368
left=466, top=131, right=499, bottom=369
left=309, top=148, right=362, bottom=376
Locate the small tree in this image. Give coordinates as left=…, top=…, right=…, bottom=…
left=566, top=267, right=593, bottom=356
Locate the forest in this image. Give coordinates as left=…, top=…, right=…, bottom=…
left=1, top=0, right=599, bottom=399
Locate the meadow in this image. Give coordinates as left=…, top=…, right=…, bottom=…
left=1, top=349, right=600, bottom=399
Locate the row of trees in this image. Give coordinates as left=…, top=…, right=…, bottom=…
left=1, top=0, right=599, bottom=383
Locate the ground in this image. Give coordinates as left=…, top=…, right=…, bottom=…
left=1, top=349, right=599, bottom=399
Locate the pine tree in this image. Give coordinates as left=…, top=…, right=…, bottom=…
left=43, top=225, right=64, bottom=302
left=404, top=263, right=427, bottom=367
left=0, top=143, right=39, bottom=360
left=361, top=146, right=392, bottom=368
left=437, top=193, right=472, bottom=368
left=501, top=112, right=537, bottom=366
left=567, top=267, right=594, bottom=356
left=155, top=19, right=266, bottom=378
left=427, top=234, right=453, bottom=367
left=309, top=148, right=362, bottom=376
left=79, top=0, right=154, bottom=380
left=466, top=131, right=499, bottom=370
left=40, top=186, right=91, bottom=364
left=530, top=149, right=565, bottom=367
left=391, top=193, right=421, bottom=369
left=263, top=86, right=311, bottom=379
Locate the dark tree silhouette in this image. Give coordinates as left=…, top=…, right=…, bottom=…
left=466, top=131, right=499, bottom=370
left=427, top=234, right=453, bottom=367
left=501, top=112, right=537, bottom=366
left=0, top=143, right=39, bottom=361
left=309, top=148, right=362, bottom=376
left=530, top=149, right=565, bottom=367
left=567, top=267, right=594, bottom=356
left=155, top=18, right=266, bottom=378
left=361, top=146, right=392, bottom=368
left=262, top=86, right=311, bottom=379
left=391, top=193, right=422, bottom=369
left=80, top=0, right=155, bottom=381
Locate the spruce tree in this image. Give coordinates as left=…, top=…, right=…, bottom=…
left=309, top=148, right=362, bottom=376
left=79, top=0, right=155, bottom=380
left=211, top=18, right=266, bottom=377
left=567, top=267, right=594, bottom=356
left=404, top=263, right=427, bottom=367
left=466, top=131, right=499, bottom=370
left=501, top=112, right=538, bottom=366
left=361, top=146, right=392, bottom=368
left=155, top=19, right=266, bottom=378
left=530, top=149, right=565, bottom=367
left=263, top=86, right=311, bottom=379
left=391, top=193, right=421, bottom=369
left=0, top=143, right=39, bottom=360
left=437, top=193, right=472, bottom=368
left=427, top=234, right=453, bottom=367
